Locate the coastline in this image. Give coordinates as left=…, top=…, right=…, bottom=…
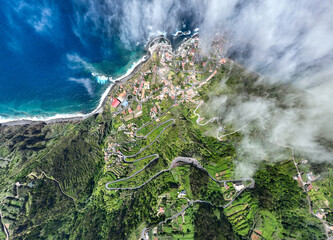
left=0, top=33, right=194, bottom=126
left=0, top=44, right=152, bottom=126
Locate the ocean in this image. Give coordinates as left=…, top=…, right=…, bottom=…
left=0, top=1, right=145, bottom=121
left=0, top=0, right=197, bottom=123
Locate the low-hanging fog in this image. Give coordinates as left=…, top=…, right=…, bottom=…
left=72, top=0, right=333, bottom=175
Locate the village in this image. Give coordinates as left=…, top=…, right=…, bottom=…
left=103, top=35, right=225, bottom=170
left=292, top=158, right=333, bottom=234
left=100, top=35, right=250, bottom=239
left=100, top=34, right=333, bottom=239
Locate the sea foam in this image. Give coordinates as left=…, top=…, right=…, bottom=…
left=0, top=54, right=148, bottom=124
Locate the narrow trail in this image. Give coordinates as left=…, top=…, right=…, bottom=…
left=274, top=139, right=330, bottom=239
left=193, top=101, right=250, bottom=140
left=29, top=172, right=87, bottom=213
left=193, top=102, right=219, bottom=126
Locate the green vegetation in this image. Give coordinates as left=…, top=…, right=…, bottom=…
left=252, top=163, right=326, bottom=239
left=0, top=38, right=330, bottom=240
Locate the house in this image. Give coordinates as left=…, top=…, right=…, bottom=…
left=133, top=87, right=138, bottom=94
left=151, top=106, right=157, bottom=113
left=307, top=172, right=316, bottom=181
left=144, top=82, right=150, bottom=89
left=301, top=159, right=308, bottom=164
left=157, top=207, right=165, bottom=214
left=328, top=226, right=333, bottom=233
left=141, top=88, right=145, bottom=99
left=111, top=98, right=120, bottom=108
left=233, top=182, right=245, bottom=192
left=224, top=182, right=230, bottom=190
left=307, top=183, right=313, bottom=191
left=316, top=211, right=325, bottom=219
left=179, top=190, right=186, bottom=197
left=118, top=91, right=126, bottom=102
left=128, top=108, right=133, bottom=114
left=251, top=230, right=262, bottom=240
left=121, top=100, right=129, bottom=107
left=220, top=59, right=226, bottom=64
left=139, top=82, right=144, bottom=91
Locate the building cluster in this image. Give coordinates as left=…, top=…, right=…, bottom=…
left=123, top=123, right=137, bottom=138
left=149, top=105, right=160, bottom=119
left=111, top=86, right=128, bottom=109
left=215, top=171, right=226, bottom=180
left=123, top=105, right=142, bottom=122
left=292, top=170, right=319, bottom=192
left=161, top=51, right=173, bottom=65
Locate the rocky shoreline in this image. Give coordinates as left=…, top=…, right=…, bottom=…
left=0, top=40, right=153, bottom=127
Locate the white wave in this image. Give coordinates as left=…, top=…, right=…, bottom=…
left=173, top=30, right=183, bottom=37
left=0, top=113, right=85, bottom=124
left=148, top=30, right=167, bottom=39
left=0, top=54, right=148, bottom=125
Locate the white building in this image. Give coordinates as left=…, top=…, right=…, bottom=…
left=233, top=183, right=245, bottom=192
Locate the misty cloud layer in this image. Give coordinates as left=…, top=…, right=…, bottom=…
left=70, top=0, right=333, bottom=86
left=3, top=0, right=332, bottom=174
left=69, top=0, right=333, bottom=173
left=205, top=71, right=333, bottom=177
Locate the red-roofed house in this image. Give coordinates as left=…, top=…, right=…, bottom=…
left=158, top=207, right=165, bottom=214
left=307, top=184, right=313, bottom=191
left=220, top=59, right=226, bottom=64
left=111, top=98, right=120, bottom=108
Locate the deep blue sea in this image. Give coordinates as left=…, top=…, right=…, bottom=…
left=0, top=1, right=145, bottom=121
left=0, top=1, right=196, bottom=121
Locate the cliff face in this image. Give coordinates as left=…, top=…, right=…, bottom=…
left=0, top=58, right=330, bottom=240
left=0, top=114, right=112, bottom=239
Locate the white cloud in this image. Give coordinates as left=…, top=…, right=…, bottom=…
left=68, top=77, right=94, bottom=95
left=14, top=0, right=57, bottom=35
left=29, top=7, right=53, bottom=33
left=66, top=53, right=96, bottom=72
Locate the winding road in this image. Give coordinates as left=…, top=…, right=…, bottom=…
left=104, top=35, right=256, bottom=240
left=274, top=139, right=330, bottom=239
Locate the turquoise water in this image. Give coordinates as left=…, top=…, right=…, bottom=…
left=0, top=1, right=144, bottom=120
left=0, top=0, right=197, bottom=121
